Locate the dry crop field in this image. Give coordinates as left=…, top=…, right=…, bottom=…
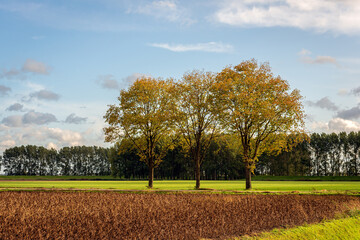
left=0, top=192, right=359, bottom=240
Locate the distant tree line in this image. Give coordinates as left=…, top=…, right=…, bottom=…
left=257, top=132, right=360, bottom=177
left=0, top=132, right=359, bottom=177
left=0, top=145, right=110, bottom=176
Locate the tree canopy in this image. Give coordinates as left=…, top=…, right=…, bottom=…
left=215, top=59, right=307, bottom=189
left=103, top=77, right=177, bottom=188
left=174, top=70, right=220, bottom=189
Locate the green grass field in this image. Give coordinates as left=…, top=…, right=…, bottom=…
left=1, top=175, right=360, bottom=181
left=240, top=212, right=360, bottom=240
left=0, top=180, right=360, bottom=193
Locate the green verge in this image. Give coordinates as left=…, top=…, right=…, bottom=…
left=1, top=175, right=360, bottom=181
left=0, top=180, right=360, bottom=193
left=251, top=176, right=360, bottom=181
left=0, top=175, right=117, bottom=180
left=239, top=211, right=360, bottom=240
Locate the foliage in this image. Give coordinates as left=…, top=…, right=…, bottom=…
left=174, top=70, right=220, bottom=188
left=256, top=140, right=311, bottom=176
left=1, top=145, right=110, bottom=176
left=2, top=130, right=360, bottom=179
left=214, top=59, right=307, bottom=189
left=310, top=131, right=360, bottom=176
left=103, top=77, right=178, bottom=188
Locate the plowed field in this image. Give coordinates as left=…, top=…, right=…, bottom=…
left=0, top=192, right=359, bottom=239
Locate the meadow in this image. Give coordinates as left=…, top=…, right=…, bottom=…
left=241, top=213, right=360, bottom=240
left=1, top=179, right=360, bottom=193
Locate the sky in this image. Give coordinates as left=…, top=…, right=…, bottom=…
left=0, top=0, right=360, bottom=154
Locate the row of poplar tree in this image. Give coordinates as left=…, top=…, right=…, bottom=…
left=1, top=145, right=111, bottom=176
left=1, top=131, right=359, bottom=177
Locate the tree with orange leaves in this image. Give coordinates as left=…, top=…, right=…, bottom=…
left=103, top=77, right=177, bottom=188
left=215, top=59, right=307, bottom=189
left=174, top=70, right=220, bottom=189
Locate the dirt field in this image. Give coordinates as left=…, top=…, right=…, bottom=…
left=0, top=192, right=359, bottom=239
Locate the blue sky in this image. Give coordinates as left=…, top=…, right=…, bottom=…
left=0, top=0, right=360, bottom=153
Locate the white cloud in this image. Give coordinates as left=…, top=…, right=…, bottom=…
left=351, top=86, right=360, bottom=96
left=0, top=119, right=109, bottom=153
left=21, top=127, right=83, bottom=147
left=32, top=36, right=45, bottom=40
left=0, top=139, right=16, bottom=148
left=338, top=89, right=349, bottom=96
left=310, top=121, right=329, bottom=132
left=214, top=0, right=360, bottom=35
left=65, top=113, right=87, bottom=124
left=130, top=0, right=194, bottom=25
left=22, top=59, right=50, bottom=74
left=47, top=142, right=58, bottom=150
left=150, top=42, right=234, bottom=53
left=0, top=85, right=11, bottom=96
left=0, top=124, right=9, bottom=132
left=22, top=111, right=57, bottom=125
left=298, top=49, right=311, bottom=56
left=328, top=118, right=360, bottom=132
left=302, top=56, right=338, bottom=65
left=45, top=127, right=83, bottom=146
left=311, top=118, right=360, bottom=133
left=1, top=115, right=23, bottom=127
left=6, top=103, right=24, bottom=112
left=298, top=49, right=338, bottom=66
left=0, top=69, right=24, bottom=80
left=1, top=59, right=50, bottom=80
left=2, top=111, right=57, bottom=127
left=124, top=73, right=152, bottom=84
left=96, top=75, right=119, bottom=89
left=337, top=105, right=360, bottom=120
left=29, top=89, right=60, bottom=101
left=306, top=97, right=339, bottom=111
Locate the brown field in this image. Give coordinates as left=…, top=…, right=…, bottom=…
left=0, top=192, right=359, bottom=240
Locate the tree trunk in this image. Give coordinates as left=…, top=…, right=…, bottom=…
left=195, top=156, right=201, bottom=189
left=148, top=162, right=154, bottom=189
left=245, top=165, right=252, bottom=190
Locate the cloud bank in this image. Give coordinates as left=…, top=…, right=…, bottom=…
left=336, top=105, right=360, bottom=120
left=0, top=85, right=11, bottom=96
left=2, top=111, right=57, bottom=127
left=6, top=103, right=24, bottom=112
left=96, top=75, right=120, bottom=90
left=307, top=97, right=339, bottom=111
left=150, top=42, right=234, bottom=53
left=1, top=59, right=50, bottom=80
left=29, top=89, right=60, bottom=101
left=214, top=0, right=360, bottom=34
left=312, top=118, right=360, bottom=133
left=65, top=113, right=87, bottom=124
left=129, top=0, right=194, bottom=25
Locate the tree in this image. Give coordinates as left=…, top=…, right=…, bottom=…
left=174, top=70, right=220, bottom=189
left=215, top=59, right=306, bottom=189
left=103, top=77, right=177, bottom=188
left=348, top=131, right=360, bottom=176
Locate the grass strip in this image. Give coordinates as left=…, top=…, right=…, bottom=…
left=1, top=180, right=360, bottom=192
left=1, top=175, right=360, bottom=181
left=240, top=211, right=360, bottom=240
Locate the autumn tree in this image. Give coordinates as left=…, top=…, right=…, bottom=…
left=174, top=70, right=220, bottom=189
left=103, top=77, right=177, bottom=188
left=215, top=59, right=306, bottom=189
